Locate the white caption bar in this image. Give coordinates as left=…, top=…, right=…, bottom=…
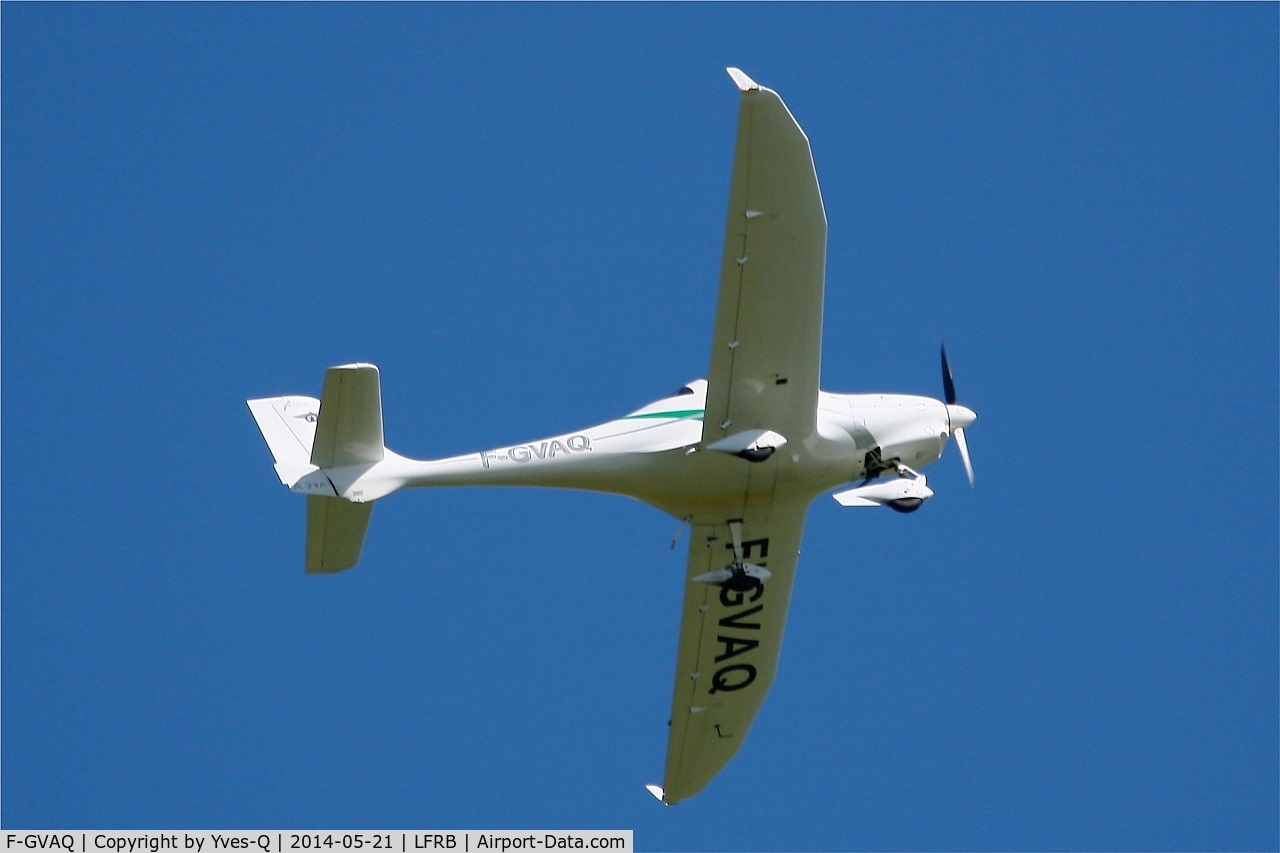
left=2, top=833, right=632, bottom=853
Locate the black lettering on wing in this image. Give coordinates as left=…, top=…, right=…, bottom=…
left=718, top=604, right=762, bottom=631
left=715, top=634, right=760, bottom=662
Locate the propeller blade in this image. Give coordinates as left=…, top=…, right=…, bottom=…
left=942, top=343, right=975, bottom=485
left=953, top=426, right=975, bottom=487
left=941, top=344, right=958, bottom=405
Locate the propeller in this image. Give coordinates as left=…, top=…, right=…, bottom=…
left=940, top=344, right=976, bottom=486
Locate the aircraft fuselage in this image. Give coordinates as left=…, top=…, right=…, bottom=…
left=308, top=381, right=968, bottom=521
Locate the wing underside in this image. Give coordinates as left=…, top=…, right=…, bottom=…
left=659, top=498, right=809, bottom=804
left=703, top=69, right=828, bottom=447
left=653, top=68, right=828, bottom=806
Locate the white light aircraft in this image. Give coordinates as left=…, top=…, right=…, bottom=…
left=249, top=68, right=977, bottom=805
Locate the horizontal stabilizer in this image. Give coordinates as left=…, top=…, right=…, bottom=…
left=312, top=363, right=385, bottom=469
left=307, top=495, right=374, bottom=573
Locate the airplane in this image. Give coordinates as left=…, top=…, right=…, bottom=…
left=248, top=67, right=977, bottom=806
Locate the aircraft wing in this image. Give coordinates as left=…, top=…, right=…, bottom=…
left=703, top=68, right=827, bottom=447
left=656, top=497, right=810, bottom=805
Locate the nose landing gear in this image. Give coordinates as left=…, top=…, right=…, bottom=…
left=832, top=463, right=934, bottom=511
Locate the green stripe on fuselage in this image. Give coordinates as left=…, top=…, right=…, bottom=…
left=624, top=409, right=705, bottom=420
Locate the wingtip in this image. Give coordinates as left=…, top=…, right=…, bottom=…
left=645, top=784, right=669, bottom=805
left=726, top=67, right=759, bottom=92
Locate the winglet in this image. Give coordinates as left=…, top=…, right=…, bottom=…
left=726, top=67, right=759, bottom=92
left=644, top=784, right=668, bottom=805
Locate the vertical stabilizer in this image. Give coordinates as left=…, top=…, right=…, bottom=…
left=246, top=395, right=322, bottom=487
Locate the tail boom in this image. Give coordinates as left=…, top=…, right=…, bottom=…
left=249, top=364, right=715, bottom=570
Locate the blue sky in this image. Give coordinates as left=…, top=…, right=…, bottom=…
left=3, top=4, right=1276, bottom=850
